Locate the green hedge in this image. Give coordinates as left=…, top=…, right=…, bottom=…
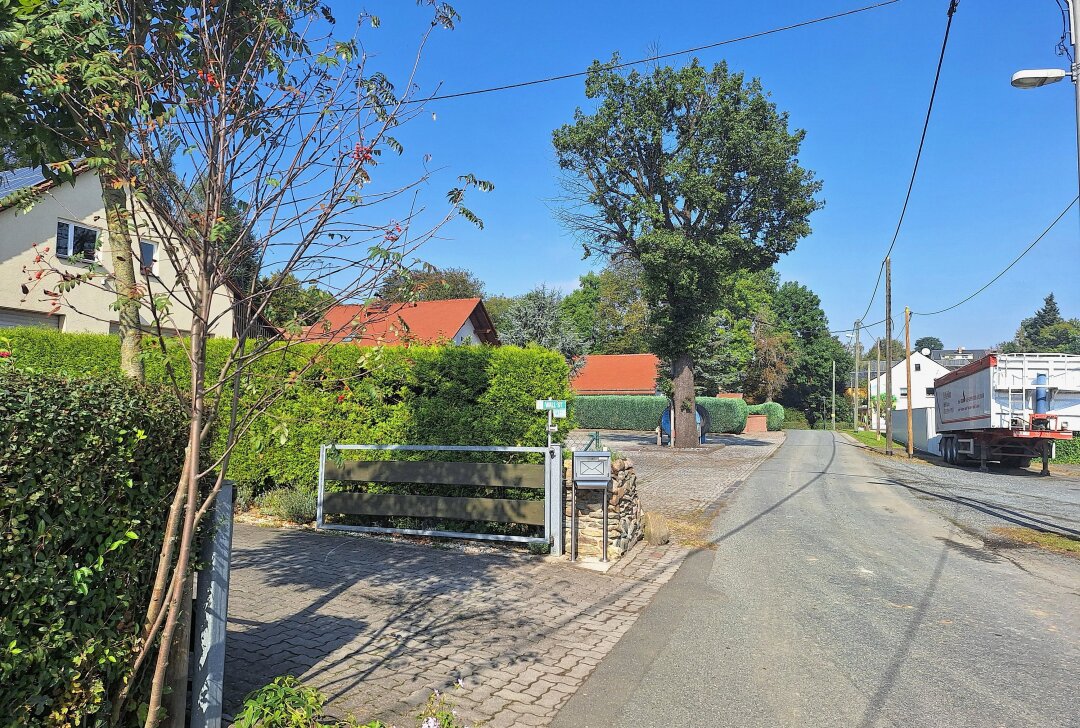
left=2, top=328, right=574, bottom=502
left=748, top=402, right=785, bottom=431
left=0, top=370, right=186, bottom=725
left=572, top=395, right=668, bottom=431
left=572, top=395, right=749, bottom=434
left=1053, top=437, right=1080, bottom=464
left=695, top=397, right=749, bottom=434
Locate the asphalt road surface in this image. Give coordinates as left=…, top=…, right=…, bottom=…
left=553, top=430, right=1080, bottom=728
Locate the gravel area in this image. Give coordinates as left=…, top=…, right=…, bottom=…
left=840, top=436, right=1080, bottom=541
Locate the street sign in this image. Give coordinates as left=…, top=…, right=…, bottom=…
left=536, top=399, right=567, bottom=419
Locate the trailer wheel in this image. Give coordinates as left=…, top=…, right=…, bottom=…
left=942, top=436, right=956, bottom=464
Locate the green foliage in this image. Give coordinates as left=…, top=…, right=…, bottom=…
left=783, top=408, right=810, bottom=430
left=499, top=286, right=587, bottom=372
left=256, top=488, right=318, bottom=523
left=235, top=676, right=464, bottom=728
left=4, top=328, right=573, bottom=500
left=573, top=395, right=668, bottom=431
left=748, top=402, right=785, bottom=431
left=1000, top=293, right=1080, bottom=354
left=914, top=336, right=943, bottom=351
left=1052, top=437, right=1080, bottom=464
left=560, top=263, right=650, bottom=355
left=235, top=676, right=325, bottom=728
left=0, top=370, right=186, bottom=725
left=258, top=272, right=336, bottom=329
left=376, top=265, right=485, bottom=302
left=771, top=281, right=851, bottom=427
left=695, top=397, right=749, bottom=434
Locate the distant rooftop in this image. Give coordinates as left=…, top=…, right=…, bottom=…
left=0, top=166, right=44, bottom=199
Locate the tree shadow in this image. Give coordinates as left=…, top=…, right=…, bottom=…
left=223, top=524, right=673, bottom=722
left=875, top=479, right=1080, bottom=537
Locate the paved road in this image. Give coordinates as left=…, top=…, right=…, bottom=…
left=553, top=430, right=1080, bottom=728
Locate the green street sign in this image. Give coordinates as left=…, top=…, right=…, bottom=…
left=536, top=399, right=567, bottom=418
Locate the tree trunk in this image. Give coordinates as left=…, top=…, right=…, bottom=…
left=100, top=175, right=144, bottom=381
left=672, top=352, right=699, bottom=448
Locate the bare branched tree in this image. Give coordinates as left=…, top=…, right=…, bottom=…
left=22, top=1, right=490, bottom=725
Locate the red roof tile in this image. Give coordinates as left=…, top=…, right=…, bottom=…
left=302, top=298, right=498, bottom=346
left=572, top=353, right=660, bottom=395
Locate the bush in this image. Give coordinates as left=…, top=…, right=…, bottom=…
left=783, top=409, right=810, bottom=430
left=2, top=329, right=574, bottom=498
left=257, top=488, right=318, bottom=523
left=748, top=402, right=785, bottom=431
left=0, top=370, right=186, bottom=724
left=695, top=397, right=749, bottom=434
left=572, top=395, right=668, bottom=431
left=1053, top=436, right=1080, bottom=464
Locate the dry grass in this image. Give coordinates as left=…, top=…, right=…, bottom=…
left=992, top=526, right=1080, bottom=557
left=666, top=508, right=720, bottom=550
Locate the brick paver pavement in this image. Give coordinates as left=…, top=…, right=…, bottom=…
left=224, top=432, right=784, bottom=726
left=225, top=526, right=684, bottom=726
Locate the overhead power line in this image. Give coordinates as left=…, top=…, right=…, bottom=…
left=856, top=0, right=959, bottom=324
left=912, top=196, right=1079, bottom=317
left=420, top=0, right=904, bottom=103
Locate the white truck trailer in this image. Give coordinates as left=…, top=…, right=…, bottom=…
left=934, top=353, right=1080, bottom=474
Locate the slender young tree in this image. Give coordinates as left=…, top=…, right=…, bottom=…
left=22, top=2, right=490, bottom=725
left=553, top=57, right=821, bottom=445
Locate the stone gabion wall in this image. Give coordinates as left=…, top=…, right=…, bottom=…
left=563, top=458, right=643, bottom=560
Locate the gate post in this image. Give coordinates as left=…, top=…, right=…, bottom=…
left=548, top=445, right=564, bottom=556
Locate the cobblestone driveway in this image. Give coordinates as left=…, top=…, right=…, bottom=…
left=225, top=526, right=683, bottom=726
left=224, top=432, right=784, bottom=726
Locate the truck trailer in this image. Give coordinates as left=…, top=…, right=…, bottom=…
left=934, top=353, right=1080, bottom=474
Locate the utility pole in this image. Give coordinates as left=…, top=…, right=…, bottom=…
left=884, top=258, right=894, bottom=455
left=874, top=340, right=881, bottom=440
left=831, top=359, right=836, bottom=431
left=853, top=320, right=861, bottom=431
left=904, top=307, right=914, bottom=457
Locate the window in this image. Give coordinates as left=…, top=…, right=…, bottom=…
left=139, top=240, right=159, bottom=276
left=900, top=387, right=908, bottom=397
left=926, top=387, right=935, bottom=396
left=56, top=220, right=99, bottom=261
left=914, top=363, right=921, bottom=371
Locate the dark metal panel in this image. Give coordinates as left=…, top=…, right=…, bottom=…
left=322, top=492, right=546, bottom=526
left=323, top=460, right=545, bottom=488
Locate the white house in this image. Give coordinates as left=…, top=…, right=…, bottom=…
left=0, top=166, right=237, bottom=336
left=867, top=351, right=950, bottom=431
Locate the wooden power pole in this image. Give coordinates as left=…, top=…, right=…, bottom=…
left=884, top=258, right=894, bottom=456
left=853, top=320, right=861, bottom=430
left=904, top=306, right=914, bottom=458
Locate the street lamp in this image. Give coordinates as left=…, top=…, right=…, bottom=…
left=1012, top=1, right=1080, bottom=203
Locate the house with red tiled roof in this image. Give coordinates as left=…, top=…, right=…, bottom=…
left=301, top=297, right=499, bottom=346
left=571, top=353, right=661, bottom=395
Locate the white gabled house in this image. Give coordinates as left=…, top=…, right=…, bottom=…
left=0, top=166, right=243, bottom=336
left=867, top=350, right=951, bottom=430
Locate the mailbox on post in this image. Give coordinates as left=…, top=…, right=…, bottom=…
left=570, top=450, right=612, bottom=562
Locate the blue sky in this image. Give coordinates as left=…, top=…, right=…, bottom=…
left=331, top=0, right=1079, bottom=348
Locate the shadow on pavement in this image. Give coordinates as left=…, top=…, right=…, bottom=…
left=878, top=479, right=1080, bottom=538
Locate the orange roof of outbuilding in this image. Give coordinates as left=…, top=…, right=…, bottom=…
left=572, top=353, right=660, bottom=395
left=302, top=297, right=498, bottom=346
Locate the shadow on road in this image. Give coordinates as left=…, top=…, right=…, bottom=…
left=877, top=479, right=1080, bottom=538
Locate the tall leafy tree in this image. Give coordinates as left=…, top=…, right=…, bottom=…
left=560, top=262, right=650, bottom=354
left=500, top=285, right=587, bottom=372
left=772, top=281, right=852, bottom=426
left=376, top=265, right=485, bottom=302
left=553, top=57, right=821, bottom=445
left=914, top=335, right=943, bottom=351
left=1001, top=293, right=1080, bottom=354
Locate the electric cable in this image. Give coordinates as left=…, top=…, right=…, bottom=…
left=911, top=196, right=1078, bottom=317
left=854, top=0, right=959, bottom=325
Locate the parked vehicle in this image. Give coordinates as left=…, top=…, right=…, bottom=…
left=934, top=353, right=1080, bottom=473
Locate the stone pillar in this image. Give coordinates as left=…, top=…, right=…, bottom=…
left=564, top=458, right=643, bottom=561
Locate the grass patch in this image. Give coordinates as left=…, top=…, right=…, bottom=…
left=992, top=527, right=1080, bottom=556
left=841, top=428, right=903, bottom=451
